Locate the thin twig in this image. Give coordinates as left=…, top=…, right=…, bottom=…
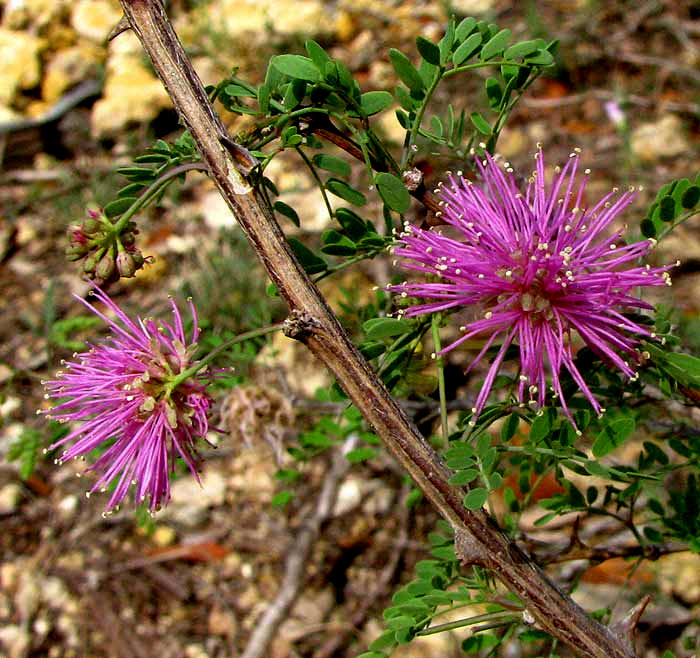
left=240, top=435, right=358, bottom=658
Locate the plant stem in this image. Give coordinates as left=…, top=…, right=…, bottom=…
left=417, top=610, right=519, bottom=636
left=431, top=315, right=449, bottom=441
left=403, top=67, right=442, bottom=169
left=112, top=161, right=207, bottom=233
left=166, top=323, right=283, bottom=393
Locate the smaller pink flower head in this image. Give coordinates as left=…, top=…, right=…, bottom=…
left=42, top=287, right=212, bottom=513
left=390, top=149, right=673, bottom=429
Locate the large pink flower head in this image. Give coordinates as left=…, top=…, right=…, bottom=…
left=390, top=148, right=673, bottom=430
left=42, top=287, right=213, bottom=513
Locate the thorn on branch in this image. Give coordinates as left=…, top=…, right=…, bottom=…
left=610, top=595, right=651, bottom=654
left=108, top=15, right=131, bottom=41
left=455, top=528, right=490, bottom=568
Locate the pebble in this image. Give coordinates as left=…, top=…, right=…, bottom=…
left=159, top=470, right=227, bottom=527
left=631, top=114, right=689, bottom=162
left=0, top=483, right=23, bottom=515
left=0, top=624, right=30, bottom=658
left=0, top=28, right=44, bottom=105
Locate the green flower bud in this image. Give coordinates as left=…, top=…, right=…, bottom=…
left=95, top=253, right=116, bottom=281
left=116, top=251, right=137, bottom=278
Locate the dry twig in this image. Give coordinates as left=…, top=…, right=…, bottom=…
left=240, top=435, right=358, bottom=658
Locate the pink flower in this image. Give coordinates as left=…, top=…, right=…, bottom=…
left=42, top=288, right=212, bottom=513
left=390, top=149, right=673, bottom=429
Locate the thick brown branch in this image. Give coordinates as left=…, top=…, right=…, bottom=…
left=117, top=3, right=639, bottom=656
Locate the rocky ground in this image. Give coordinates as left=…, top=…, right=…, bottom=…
left=1, top=1, right=700, bottom=657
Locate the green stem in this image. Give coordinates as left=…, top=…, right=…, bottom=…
left=165, top=323, right=284, bottom=394
left=656, top=208, right=700, bottom=242
left=431, top=315, right=448, bottom=441
left=416, top=610, right=519, bottom=636
left=443, top=59, right=531, bottom=78
left=294, top=146, right=334, bottom=221
left=112, top=161, right=208, bottom=234
left=403, top=68, right=442, bottom=169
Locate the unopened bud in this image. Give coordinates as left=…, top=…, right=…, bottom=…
left=82, top=217, right=101, bottom=235
left=130, top=250, right=145, bottom=269
left=65, top=244, right=90, bottom=261
left=121, top=231, right=135, bottom=247
left=85, top=204, right=101, bottom=220
left=67, top=225, right=88, bottom=245
left=83, top=254, right=98, bottom=274
left=95, top=253, right=115, bottom=281
left=116, top=251, right=136, bottom=278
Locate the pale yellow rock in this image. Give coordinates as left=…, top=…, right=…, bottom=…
left=0, top=105, right=21, bottom=122
left=631, top=114, right=689, bottom=162
left=189, top=0, right=334, bottom=38
left=449, top=0, right=496, bottom=13
left=71, top=0, right=122, bottom=42
left=91, top=31, right=171, bottom=135
left=2, top=0, right=69, bottom=29
left=658, top=551, right=700, bottom=604
left=0, top=29, right=45, bottom=105
left=151, top=525, right=177, bottom=547
left=24, top=99, right=49, bottom=119
left=42, top=43, right=103, bottom=103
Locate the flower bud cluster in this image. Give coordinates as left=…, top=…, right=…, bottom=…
left=66, top=205, right=147, bottom=286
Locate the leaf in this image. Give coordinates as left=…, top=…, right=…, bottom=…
left=501, top=413, right=520, bottom=441
left=448, top=469, right=479, bottom=486
left=529, top=413, right=551, bottom=443
left=369, top=630, right=397, bottom=651
left=224, top=83, right=257, bottom=98
left=480, top=28, right=511, bottom=60
left=305, top=39, right=332, bottom=71
left=271, top=54, right=321, bottom=82
left=504, top=40, right=540, bottom=59
left=335, top=207, right=370, bottom=240
left=360, top=90, right=394, bottom=116
left=525, top=49, right=554, bottom=66
left=312, top=154, right=351, bottom=178
left=271, top=491, right=294, bottom=506
left=273, top=200, right=300, bottom=226
left=681, top=185, right=700, bottom=209
left=665, top=352, right=700, bottom=384
left=363, top=317, right=412, bottom=340
left=104, top=197, right=136, bottom=218
left=375, top=172, right=411, bottom=213
left=640, top=218, right=657, bottom=238
left=659, top=195, right=677, bottom=222
left=115, top=166, right=154, bottom=180
left=321, top=230, right=357, bottom=256
left=456, top=16, right=477, bottom=41
left=592, top=417, right=636, bottom=457
left=452, top=33, right=482, bottom=66
left=438, top=19, right=455, bottom=65
left=416, top=36, right=441, bottom=65
left=326, top=178, right=367, bottom=206
left=485, top=77, right=502, bottom=110
left=287, top=238, right=327, bottom=274
left=389, top=48, right=425, bottom=92
left=470, top=111, right=491, bottom=135
left=346, top=447, right=378, bottom=463
left=463, top=487, right=488, bottom=510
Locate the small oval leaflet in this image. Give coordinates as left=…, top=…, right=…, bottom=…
left=363, top=317, right=412, bottom=341
left=375, top=172, right=411, bottom=213
left=480, top=28, right=511, bottom=61
left=271, top=54, right=321, bottom=82
left=463, top=487, right=488, bottom=510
